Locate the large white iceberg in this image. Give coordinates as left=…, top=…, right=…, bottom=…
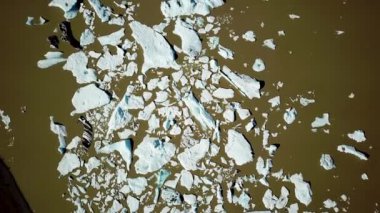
left=71, top=84, right=111, bottom=115
left=183, top=92, right=215, bottom=130
left=173, top=19, right=202, bottom=58
left=134, top=136, right=176, bottom=174
left=225, top=130, right=254, bottom=165
left=98, top=139, right=133, bottom=170
left=129, top=21, right=179, bottom=74
left=178, top=139, right=210, bottom=170
left=161, top=0, right=224, bottom=18
left=63, top=51, right=97, bottom=84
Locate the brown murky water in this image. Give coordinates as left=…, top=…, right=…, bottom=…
left=0, top=0, right=379, bottom=212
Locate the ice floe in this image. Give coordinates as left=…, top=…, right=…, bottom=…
left=311, top=113, right=330, bottom=128
left=290, top=173, right=312, bottom=206
left=49, top=116, right=67, bottom=154
left=88, top=0, right=112, bottom=22
left=161, top=0, right=224, bottom=17
left=283, top=107, right=297, bottom=124
left=49, top=0, right=79, bottom=19
left=252, top=58, right=266, bottom=72
left=97, top=28, right=124, bottom=46
left=218, top=45, right=234, bottom=59
left=225, top=130, right=254, bottom=165
left=0, top=110, right=11, bottom=130
left=80, top=29, right=95, bottom=46
left=268, top=96, right=280, bottom=107
left=173, top=19, right=202, bottom=58
left=63, top=51, right=97, bottom=84
left=57, top=153, right=80, bottom=176
left=37, top=51, right=66, bottom=69
left=178, top=139, right=210, bottom=170
left=242, top=31, right=256, bottom=42
left=263, top=39, right=276, bottom=50
left=98, top=139, right=133, bottom=169
left=347, top=130, right=366, bottom=143
left=320, top=154, right=335, bottom=170
left=212, top=88, right=234, bottom=99
left=337, top=145, right=368, bottom=160
left=183, top=92, right=215, bottom=130
left=71, top=84, right=111, bottom=115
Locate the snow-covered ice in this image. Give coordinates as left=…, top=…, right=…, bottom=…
left=311, top=113, right=330, bottom=128
left=268, top=96, right=280, bottom=107
left=225, top=130, right=254, bottom=165
left=80, top=29, right=95, bottom=46
left=97, top=28, right=124, bottom=46
left=218, top=45, right=234, bottom=59
left=242, top=31, right=256, bottom=42
left=212, top=88, right=234, bottom=99
left=263, top=39, right=276, bottom=50
left=71, top=84, right=111, bottom=115
left=48, top=0, right=79, bottom=19
left=63, top=51, right=97, bottom=84
left=183, top=92, right=215, bottom=130
left=283, top=108, right=297, bottom=124
left=88, top=0, right=112, bottom=22
left=37, top=51, right=66, bottom=69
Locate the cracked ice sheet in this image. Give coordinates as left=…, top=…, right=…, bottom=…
left=71, top=84, right=111, bottom=115
left=130, top=20, right=179, bottom=74
left=63, top=51, right=97, bottom=84
left=290, top=173, right=312, bottom=206
left=221, top=66, right=262, bottom=99
left=173, top=19, right=202, bottom=58
left=183, top=92, right=215, bottom=130
left=50, top=116, right=67, bottom=154
left=134, top=136, right=176, bottom=174
left=225, top=130, right=254, bottom=165
left=98, top=139, right=133, bottom=170
left=161, top=0, right=224, bottom=18
left=178, top=139, right=210, bottom=170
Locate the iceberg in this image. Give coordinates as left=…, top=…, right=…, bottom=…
left=98, top=139, right=133, bottom=169
left=221, top=66, right=262, bottom=99
left=183, top=92, right=216, bottom=130
left=48, top=0, right=79, bottom=19
left=49, top=116, right=67, bottom=154
left=347, top=130, right=366, bottom=143
left=37, top=51, right=66, bottom=69
left=337, top=145, right=368, bottom=160
left=320, top=154, right=335, bottom=170
left=225, top=130, right=254, bottom=165
left=252, top=58, right=265, bottom=72
left=71, top=84, right=111, bottom=115
left=63, top=51, right=97, bottom=84
left=283, top=107, right=297, bottom=124
left=129, top=21, right=179, bottom=74
left=311, top=113, right=330, bottom=128
left=134, top=136, right=176, bottom=174
left=57, top=153, right=80, bottom=176
left=178, top=139, right=210, bottom=170
left=290, top=173, right=312, bottom=206
left=161, top=0, right=224, bottom=18
left=97, top=29, right=124, bottom=46
left=173, top=19, right=202, bottom=58
left=88, top=0, right=112, bottom=22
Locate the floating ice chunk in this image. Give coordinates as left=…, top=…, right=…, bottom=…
left=183, top=92, right=215, bottom=130
left=98, top=139, right=133, bottom=169
left=221, top=66, right=262, bottom=99
left=242, top=31, right=256, bottom=42
left=278, top=30, right=286, bottom=36
left=252, top=58, right=265, bottom=72
left=63, top=51, right=97, bottom=84
left=283, top=107, right=297, bottom=124
left=208, top=36, right=219, bottom=50
left=225, top=130, right=254, bottom=165
left=49, top=116, right=67, bottom=154
left=125, top=62, right=138, bottom=76
left=180, top=170, right=193, bottom=190
left=289, top=14, right=301, bottom=19
left=88, top=0, right=112, bottom=22
left=178, top=139, right=210, bottom=170
left=336, top=30, right=345, bottom=35
left=161, top=0, right=224, bottom=17
left=323, top=199, right=337, bottom=209
left=218, top=45, right=234, bottom=59
left=311, top=113, right=330, bottom=128
left=127, top=195, right=140, bottom=212
left=290, top=173, right=312, bottom=206
left=320, top=154, right=335, bottom=170
left=71, top=84, right=110, bottom=114
left=134, top=136, right=176, bottom=174
left=128, top=177, right=148, bottom=195
left=263, top=39, right=276, bottom=50
left=337, top=145, right=368, bottom=160
left=109, top=200, right=123, bottom=212
left=348, top=92, right=355, bottom=99
left=48, top=0, right=79, bottom=19
left=26, top=16, right=34, bottom=25
left=161, top=187, right=182, bottom=206
left=347, top=130, right=366, bottom=143
left=277, top=187, right=290, bottom=209
left=213, top=88, right=234, bottom=99
left=97, top=29, right=124, bottom=46
left=66, top=136, right=80, bottom=150
left=108, top=16, right=125, bottom=26
left=223, top=109, right=235, bottom=123
left=80, top=29, right=95, bottom=46
left=183, top=194, right=197, bottom=205
left=237, top=108, right=251, bottom=120
left=37, top=51, right=66, bottom=69
left=130, top=21, right=179, bottom=74
left=173, top=19, right=202, bottom=58
left=361, top=173, right=369, bottom=180
left=85, top=157, right=100, bottom=173
left=299, top=97, right=315, bottom=106
left=268, top=96, right=280, bottom=107
left=96, top=50, right=124, bottom=71
left=237, top=192, right=251, bottom=209
left=262, top=189, right=277, bottom=210
left=256, top=157, right=272, bottom=186
left=287, top=203, right=299, bottom=213
left=0, top=110, right=11, bottom=130
left=57, top=153, right=80, bottom=176
left=245, top=119, right=256, bottom=132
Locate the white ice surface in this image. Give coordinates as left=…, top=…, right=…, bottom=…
left=63, top=51, right=97, bottom=84
left=127, top=195, right=140, bottom=212
left=263, top=39, right=276, bottom=50
left=218, top=45, right=234, bottom=59
left=98, top=139, right=133, bottom=169
left=225, top=130, right=254, bottom=165
left=283, top=107, right=297, bottom=124
left=320, top=154, right=335, bottom=170
left=128, top=177, right=148, bottom=195
left=242, top=31, right=256, bottom=42
left=97, top=28, right=124, bottom=46
left=290, top=173, right=312, bottom=206
left=80, top=29, right=95, bottom=46
left=0, top=110, right=11, bottom=130
left=37, top=51, right=66, bottom=69
left=88, top=0, right=112, bottom=22
left=347, top=130, right=366, bottom=143
left=323, top=199, right=337, bottom=209
left=311, top=113, right=330, bottom=128
left=161, top=0, right=224, bottom=17
left=173, top=19, right=202, bottom=58
left=71, top=84, right=110, bottom=115
left=252, top=58, right=266, bottom=72
left=212, top=88, right=234, bottom=99
left=183, top=92, right=215, bottom=130
left=337, top=145, right=368, bottom=161
left=57, top=153, right=80, bottom=176
left=180, top=170, right=194, bottom=190
left=268, top=96, right=280, bottom=107
left=48, top=0, right=79, bottom=19
left=178, top=139, right=210, bottom=170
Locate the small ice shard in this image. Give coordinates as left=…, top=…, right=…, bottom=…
left=180, top=170, right=193, bottom=190
left=161, top=187, right=182, bottom=206
left=320, top=154, right=335, bottom=170
left=299, top=97, right=315, bottom=106
left=288, top=203, right=299, bottom=213
left=183, top=92, right=215, bottom=130
left=336, top=30, right=345, bottom=35
left=134, top=136, right=176, bottom=174
left=37, top=51, right=66, bottom=69
left=268, top=96, right=280, bottom=107
left=208, top=36, right=219, bottom=50
left=218, top=45, right=234, bottom=59
left=49, top=116, right=67, bottom=154
left=289, top=14, right=301, bottom=19
left=212, top=88, right=234, bottom=99
left=48, top=0, right=80, bottom=19
left=290, top=173, right=312, bottom=206
left=130, top=21, right=179, bottom=74
left=127, top=195, right=140, bottom=212
left=80, top=29, right=95, bottom=46
left=361, top=173, right=369, bottom=180
left=63, top=51, right=97, bottom=84
left=311, top=113, right=330, bottom=128
left=71, top=84, right=111, bottom=115
left=283, top=107, right=297, bottom=124
left=178, top=139, right=210, bottom=170
left=323, top=199, right=337, bottom=209
left=223, top=109, right=235, bottom=123
left=173, top=19, right=202, bottom=58
left=221, top=66, right=262, bottom=99
left=161, top=0, right=224, bottom=17
left=242, top=31, right=256, bottom=42
left=278, top=30, right=286, bottom=36
left=57, top=153, right=80, bottom=176
left=97, top=28, right=124, bottom=46
left=263, top=39, right=276, bottom=50
left=128, top=177, right=148, bottom=195
left=337, top=145, right=368, bottom=160
left=0, top=110, right=11, bottom=130
left=348, top=92, right=355, bottom=99
left=98, top=139, right=133, bottom=169
left=347, top=130, right=366, bottom=143
left=88, top=0, right=112, bottom=22
left=252, top=58, right=265, bottom=72
left=277, top=187, right=290, bottom=209
left=26, top=16, right=34, bottom=25
left=85, top=157, right=100, bottom=173
left=225, top=130, right=254, bottom=165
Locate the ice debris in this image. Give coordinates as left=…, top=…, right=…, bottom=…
left=173, top=19, right=202, bottom=58
left=290, top=173, right=312, bottom=206
left=337, top=145, right=368, bottom=161
left=37, top=51, right=66, bottom=69
left=323, top=199, right=337, bottom=209
left=161, top=0, right=224, bottom=17
left=262, top=187, right=289, bottom=210
left=49, top=116, right=67, bottom=154
left=161, top=187, right=182, bottom=205
left=311, top=113, right=330, bottom=128
left=98, top=139, right=133, bottom=169
left=57, top=153, right=80, bottom=176
left=178, top=139, right=210, bottom=170
left=71, top=84, right=111, bottom=115
left=80, top=29, right=95, bottom=46
left=252, top=58, right=265, bottom=72
left=347, top=130, right=366, bottom=143
left=225, top=130, right=254, bottom=165
left=268, top=96, right=280, bottom=107
left=183, top=92, right=215, bottom=130
left=320, top=154, right=335, bottom=170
